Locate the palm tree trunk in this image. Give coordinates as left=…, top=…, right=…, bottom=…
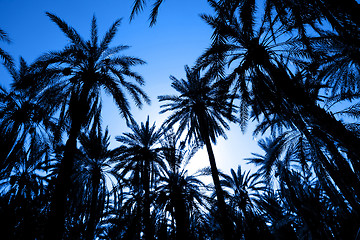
left=173, top=190, right=190, bottom=240
left=143, top=159, right=154, bottom=240
left=46, top=85, right=91, bottom=239
left=46, top=131, right=78, bottom=240
left=85, top=173, right=101, bottom=240
left=198, top=117, right=233, bottom=240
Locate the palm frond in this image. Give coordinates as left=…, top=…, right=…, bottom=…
left=100, top=18, right=122, bottom=53
left=46, top=12, right=86, bottom=49
left=149, top=0, right=165, bottom=26
left=130, top=0, right=147, bottom=22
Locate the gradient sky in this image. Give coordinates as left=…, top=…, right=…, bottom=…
left=0, top=0, right=262, bottom=175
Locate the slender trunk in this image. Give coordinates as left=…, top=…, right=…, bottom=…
left=85, top=173, right=101, bottom=240
left=143, top=158, right=154, bottom=240
left=173, top=188, right=190, bottom=240
left=203, top=136, right=233, bottom=240
left=46, top=131, right=78, bottom=240
left=46, top=85, right=91, bottom=239
left=197, top=115, right=233, bottom=239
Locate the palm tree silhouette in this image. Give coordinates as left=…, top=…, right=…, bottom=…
left=156, top=131, right=207, bottom=239
left=115, top=117, right=162, bottom=240
left=75, top=118, right=119, bottom=240
left=32, top=13, right=150, bottom=239
left=1, top=136, right=49, bottom=240
left=159, top=65, right=237, bottom=239
left=200, top=1, right=360, bottom=208
left=0, top=58, right=54, bottom=180
left=220, top=166, right=271, bottom=239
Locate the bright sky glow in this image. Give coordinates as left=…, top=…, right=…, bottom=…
left=0, top=0, right=261, bottom=175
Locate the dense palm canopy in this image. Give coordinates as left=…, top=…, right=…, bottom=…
left=1, top=0, right=360, bottom=239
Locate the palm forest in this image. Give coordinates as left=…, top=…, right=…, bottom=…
left=2, top=0, right=360, bottom=239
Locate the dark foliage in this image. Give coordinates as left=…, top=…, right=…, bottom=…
left=1, top=0, right=360, bottom=239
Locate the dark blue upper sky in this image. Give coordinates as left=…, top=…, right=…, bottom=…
left=0, top=0, right=261, bottom=174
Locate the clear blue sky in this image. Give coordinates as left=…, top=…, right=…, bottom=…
left=0, top=0, right=261, bottom=174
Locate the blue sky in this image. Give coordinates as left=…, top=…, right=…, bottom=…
left=0, top=0, right=261, bottom=174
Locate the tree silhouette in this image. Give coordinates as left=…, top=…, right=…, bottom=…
left=30, top=13, right=150, bottom=239
left=220, top=166, right=272, bottom=239
left=156, top=131, right=207, bottom=239
left=1, top=0, right=360, bottom=238
left=159, top=65, right=237, bottom=239
left=74, top=117, right=118, bottom=240
left=200, top=0, right=360, bottom=214
left=115, top=117, right=162, bottom=240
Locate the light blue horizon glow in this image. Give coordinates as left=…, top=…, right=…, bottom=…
left=0, top=0, right=261, bottom=175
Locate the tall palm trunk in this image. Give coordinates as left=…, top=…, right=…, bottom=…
left=46, top=85, right=91, bottom=240
left=143, top=158, right=154, bottom=240
left=47, top=129, right=79, bottom=240
left=198, top=115, right=233, bottom=240
left=173, top=187, right=190, bottom=240
left=85, top=172, right=101, bottom=240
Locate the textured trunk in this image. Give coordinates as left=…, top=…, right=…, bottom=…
left=173, top=189, right=189, bottom=240
left=46, top=85, right=91, bottom=239
left=46, top=131, right=79, bottom=240
left=198, top=115, right=233, bottom=240
left=85, top=173, right=100, bottom=240
left=143, top=159, right=154, bottom=240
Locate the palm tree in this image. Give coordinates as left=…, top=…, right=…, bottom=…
left=32, top=13, right=150, bottom=239
left=158, top=65, right=237, bottom=239
left=200, top=1, right=360, bottom=209
left=255, top=189, right=299, bottom=240
left=114, top=117, right=162, bottom=240
left=278, top=168, right=339, bottom=239
left=155, top=131, right=207, bottom=239
left=73, top=118, right=120, bottom=240
left=0, top=127, right=49, bottom=240
left=220, top=166, right=271, bottom=239
left=248, top=133, right=360, bottom=238
left=0, top=58, right=54, bottom=179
